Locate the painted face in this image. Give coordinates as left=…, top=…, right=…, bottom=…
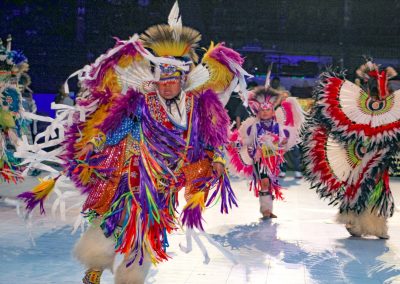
left=156, top=79, right=182, bottom=99
left=258, top=108, right=274, bottom=120
left=258, top=103, right=274, bottom=120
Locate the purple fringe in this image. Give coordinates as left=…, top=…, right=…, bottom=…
left=198, top=90, right=230, bottom=148
left=63, top=122, right=90, bottom=194
left=205, top=173, right=238, bottom=214
left=17, top=192, right=46, bottom=214
left=61, top=88, right=116, bottom=194
left=63, top=124, right=89, bottom=194
left=187, top=98, right=202, bottom=162
left=140, top=102, right=186, bottom=168
left=219, top=172, right=238, bottom=213
left=181, top=202, right=205, bottom=231
left=89, top=88, right=114, bottom=106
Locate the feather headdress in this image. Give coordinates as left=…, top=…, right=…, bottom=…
left=140, top=1, right=201, bottom=64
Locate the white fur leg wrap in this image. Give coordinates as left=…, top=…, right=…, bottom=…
left=73, top=222, right=116, bottom=271
left=115, top=251, right=151, bottom=284
left=336, top=208, right=388, bottom=238
left=259, top=194, right=273, bottom=213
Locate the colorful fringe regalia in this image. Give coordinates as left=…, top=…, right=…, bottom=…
left=17, top=2, right=250, bottom=268
left=227, top=91, right=304, bottom=199
left=301, top=61, right=400, bottom=237
left=0, top=35, right=29, bottom=184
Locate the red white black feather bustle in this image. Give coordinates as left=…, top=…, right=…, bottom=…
left=301, top=121, right=395, bottom=217
left=313, top=70, right=400, bottom=148
left=302, top=63, right=400, bottom=217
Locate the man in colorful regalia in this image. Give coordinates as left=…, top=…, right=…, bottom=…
left=18, top=2, right=249, bottom=283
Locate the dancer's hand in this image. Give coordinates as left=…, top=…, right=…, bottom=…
left=76, top=143, right=94, bottom=158
left=213, top=162, right=225, bottom=177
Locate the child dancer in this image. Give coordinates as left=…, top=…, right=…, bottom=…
left=227, top=88, right=304, bottom=219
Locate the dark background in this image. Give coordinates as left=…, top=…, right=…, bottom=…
left=1, top=0, right=400, bottom=93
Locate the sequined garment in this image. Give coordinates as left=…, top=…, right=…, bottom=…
left=16, top=3, right=245, bottom=268
left=76, top=89, right=233, bottom=264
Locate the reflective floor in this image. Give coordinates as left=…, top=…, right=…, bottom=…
left=1, top=174, right=400, bottom=283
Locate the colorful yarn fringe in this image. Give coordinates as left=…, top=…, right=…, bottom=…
left=18, top=176, right=59, bottom=214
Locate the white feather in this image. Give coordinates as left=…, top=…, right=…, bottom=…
left=285, top=97, right=305, bottom=126
left=219, top=52, right=253, bottom=107
left=325, top=137, right=354, bottom=182
left=275, top=97, right=305, bottom=150
left=371, top=89, right=400, bottom=127
left=339, top=80, right=372, bottom=125
left=168, top=1, right=182, bottom=41
left=264, top=63, right=273, bottom=88
left=238, top=116, right=258, bottom=146
left=218, top=76, right=238, bottom=106
left=115, top=60, right=155, bottom=94
left=184, top=64, right=209, bottom=92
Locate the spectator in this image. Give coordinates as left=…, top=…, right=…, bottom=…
left=270, top=76, right=285, bottom=91
left=225, top=81, right=256, bottom=129
left=55, top=85, right=74, bottom=106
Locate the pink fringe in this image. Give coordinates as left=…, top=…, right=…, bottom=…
left=280, top=100, right=295, bottom=126
left=208, top=43, right=244, bottom=67
left=226, top=146, right=253, bottom=176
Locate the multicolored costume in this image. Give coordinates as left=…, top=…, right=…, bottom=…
left=302, top=61, right=400, bottom=238
left=0, top=35, right=29, bottom=184
left=227, top=87, right=304, bottom=218
left=17, top=2, right=250, bottom=283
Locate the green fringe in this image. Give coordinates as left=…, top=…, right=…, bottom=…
left=368, top=179, right=384, bottom=206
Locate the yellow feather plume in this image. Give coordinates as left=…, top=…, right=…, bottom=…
left=32, top=178, right=56, bottom=200
left=140, top=24, right=201, bottom=62
left=199, top=43, right=234, bottom=92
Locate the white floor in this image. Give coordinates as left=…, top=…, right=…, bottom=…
left=1, top=174, right=400, bottom=284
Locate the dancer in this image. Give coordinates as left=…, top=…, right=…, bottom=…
left=302, top=60, right=400, bottom=239
left=227, top=75, right=304, bottom=219
left=0, top=35, right=30, bottom=184
left=17, top=2, right=250, bottom=283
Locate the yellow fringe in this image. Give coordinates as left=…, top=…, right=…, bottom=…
left=32, top=178, right=56, bottom=200
left=200, top=42, right=234, bottom=93
left=78, top=164, right=93, bottom=186
left=183, top=191, right=205, bottom=210
left=150, top=41, right=191, bottom=58
left=99, top=69, right=121, bottom=93
left=117, top=54, right=134, bottom=68
left=75, top=104, right=111, bottom=150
